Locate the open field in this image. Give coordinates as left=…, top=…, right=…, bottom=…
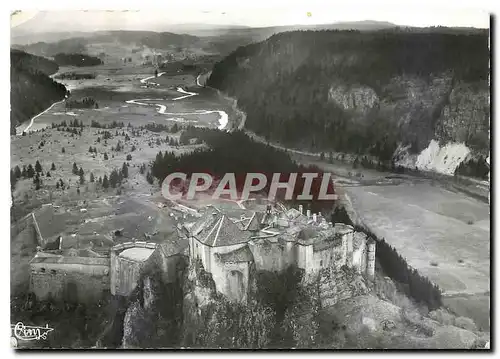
left=344, top=182, right=490, bottom=330
left=346, top=182, right=489, bottom=295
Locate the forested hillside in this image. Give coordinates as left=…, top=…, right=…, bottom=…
left=10, top=49, right=67, bottom=135
left=53, top=53, right=103, bottom=67
left=208, top=29, right=490, bottom=177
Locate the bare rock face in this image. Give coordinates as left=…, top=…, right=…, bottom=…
left=317, top=266, right=370, bottom=308
left=327, top=73, right=489, bottom=174
left=438, top=83, right=489, bottom=152
left=119, top=269, right=184, bottom=349
left=180, top=260, right=275, bottom=348
left=328, top=84, right=379, bottom=114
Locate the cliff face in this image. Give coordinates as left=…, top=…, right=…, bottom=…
left=315, top=266, right=370, bottom=308
left=180, top=258, right=373, bottom=348
left=208, top=29, right=489, bottom=178
left=330, top=73, right=489, bottom=176
left=118, top=269, right=185, bottom=349
left=181, top=260, right=275, bottom=348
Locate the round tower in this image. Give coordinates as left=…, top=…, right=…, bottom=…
left=366, top=238, right=376, bottom=280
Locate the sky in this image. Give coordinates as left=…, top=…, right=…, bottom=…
left=11, top=5, right=490, bottom=33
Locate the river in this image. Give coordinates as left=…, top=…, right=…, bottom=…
left=16, top=70, right=229, bottom=135
left=127, top=72, right=229, bottom=130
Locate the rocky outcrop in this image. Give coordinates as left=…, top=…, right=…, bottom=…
left=328, top=84, right=379, bottom=114
left=181, top=260, right=275, bottom=348
left=315, top=266, right=370, bottom=308
left=119, top=268, right=185, bottom=348
left=438, top=83, right=490, bottom=152
left=328, top=74, right=489, bottom=177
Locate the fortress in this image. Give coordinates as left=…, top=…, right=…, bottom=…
left=24, top=202, right=375, bottom=305
left=183, top=203, right=376, bottom=303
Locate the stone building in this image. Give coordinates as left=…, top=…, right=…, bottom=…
left=184, top=204, right=376, bottom=303
left=29, top=252, right=110, bottom=303
left=110, top=242, right=160, bottom=297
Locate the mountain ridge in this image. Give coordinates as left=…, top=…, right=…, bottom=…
left=207, top=29, right=490, bottom=178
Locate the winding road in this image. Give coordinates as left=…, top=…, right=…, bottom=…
left=16, top=97, right=68, bottom=135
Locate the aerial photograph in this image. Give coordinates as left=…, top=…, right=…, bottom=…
left=9, top=7, right=490, bottom=349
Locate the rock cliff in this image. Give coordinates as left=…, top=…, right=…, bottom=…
left=181, top=260, right=275, bottom=348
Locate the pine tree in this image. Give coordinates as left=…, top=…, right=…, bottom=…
left=146, top=171, right=154, bottom=184
left=14, top=166, right=21, bottom=179
left=33, top=173, right=41, bottom=190
left=10, top=170, right=17, bottom=190
left=35, top=160, right=42, bottom=173
left=102, top=175, right=109, bottom=189
left=121, top=162, right=129, bottom=178
left=27, top=164, right=35, bottom=178
left=104, top=153, right=108, bottom=160
left=51, top=163, right=56, bottom=171
left=62, top=147, right=66, bottom=153
left=72, top=163, right=78, bottom=175
left=109, top=170, right=118, bottom=188
left=90, top=173, right=95, bottom=182
left=21, top=165, right=27, bottom=178
left=79, top=167, right=84, bottom=177
left=98, top=176, right=102, bottom=185
left=46, top=171, right=51, bottom=177
left=126, top=154, right=132, bottom=161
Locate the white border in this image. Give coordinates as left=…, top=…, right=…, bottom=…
left=3, top=1, right=497, bottom=357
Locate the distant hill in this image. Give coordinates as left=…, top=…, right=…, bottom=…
left=11, top=21, right=398, bottom=58
left=10, top=49, right=67, bottom=135
left=201, top=21, right=398, bottom=55
left=11, top=31, right=97, bottom=46
left=13, top=30, right=205, bottom=57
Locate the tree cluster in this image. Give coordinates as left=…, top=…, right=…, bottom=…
left=455, top=156, right=489, bottom=180
left=150, top=128, right=336, bottom=212
left=53, top=72, right=95, bottom=80
left=91, top=120, right=125, bottom=129
left=376, top=238, right=443, bottom=310
left=53, top=53, right=103, bottom=67
left=65, top=96, right=98, bottom=110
